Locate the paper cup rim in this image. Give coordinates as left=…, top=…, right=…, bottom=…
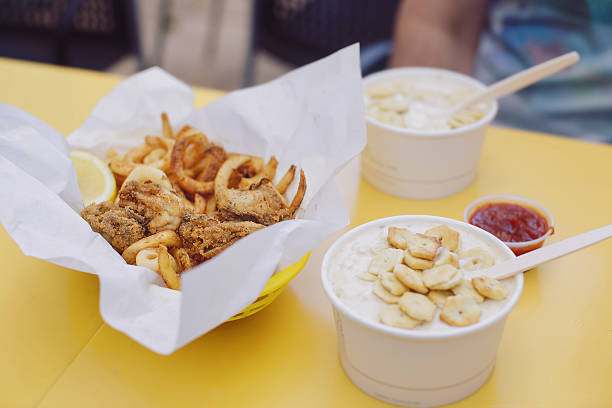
left=463, top=194, right=555, bottom=249
left=363, top=67, right=498, bottom=138
left=320, top=215, right=523, bottom=341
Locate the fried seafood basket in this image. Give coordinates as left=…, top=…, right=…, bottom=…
left=227, top=252, right=311, bottom=321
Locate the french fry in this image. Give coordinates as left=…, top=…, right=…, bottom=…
left=195, top=146, right=226, bottom=182
left=183, top=137, right=207, bottom=168
left=184, top=168, right=197, bottom=179
left=107, top=147, right=119, bottom=161
left=191, top=157, right=210, bottom=178
left=158, top=245, right=180, bottom=290
left=276, top=165, right=296, bottom=195
left=170, top=247, right=192, bottom=272
left=143, top=148, right=166, bottom=164
left=194, top=193, right=206, bottom=213
left=205, top=195, right=216, bottom=215
left=183, top=197, right=194, bottom=211
left=142, top=136, right=174, bottom=172
left=145, top=135, right=165, bottom=149
left=175, top=125, right=207, bottom=143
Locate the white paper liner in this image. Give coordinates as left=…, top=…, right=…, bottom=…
left=0, top=44, right=365, bottom=354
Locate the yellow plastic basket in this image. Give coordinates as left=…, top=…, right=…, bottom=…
left=227, top=252, right=311, bottom=321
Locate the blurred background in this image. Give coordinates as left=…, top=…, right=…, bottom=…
left=1, top=0, right=610, bottom=142
left=108, top=0, right=292, bottom=89
left=0, top=0, right=398, bottom=89
left=0, top=0, right=292, bottom=89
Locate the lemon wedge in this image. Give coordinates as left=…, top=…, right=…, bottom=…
left=70, top=150, right=116, bottom=205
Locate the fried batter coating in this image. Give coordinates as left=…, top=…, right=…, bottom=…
left=118, top=180, right=184, bottom=234
left=81, top=201, right=146, bottom=253
left=178, top=212, right=264, bottom=264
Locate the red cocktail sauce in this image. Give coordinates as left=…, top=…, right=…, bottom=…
left=469, top=202, right=549, bottom=243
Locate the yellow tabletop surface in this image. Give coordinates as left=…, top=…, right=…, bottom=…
left=1, top=58, right=611, bottom=408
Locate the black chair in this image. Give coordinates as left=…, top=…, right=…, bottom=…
left=243, top=0, right=399, bottom=86
left=0, top=0, right=142, bottom=70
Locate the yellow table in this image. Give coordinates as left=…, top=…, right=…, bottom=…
left=1, top=58, right=611, bottom=408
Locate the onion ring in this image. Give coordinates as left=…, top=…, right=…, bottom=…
left=171, top=133, right=225, bottom=196
left=135, top=247, right=178, bottom=273
left=122, top=230, right=182, bottom=264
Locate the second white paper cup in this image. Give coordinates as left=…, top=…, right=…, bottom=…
left=362, top=68, right=498, bottom=199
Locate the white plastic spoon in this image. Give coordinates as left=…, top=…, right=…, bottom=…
left=435, top=51, right=580, bottom=118
left=476, top=224, right=612, bottom=281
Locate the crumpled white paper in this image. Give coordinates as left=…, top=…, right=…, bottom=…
left=0, top=45, right=365, bottom=354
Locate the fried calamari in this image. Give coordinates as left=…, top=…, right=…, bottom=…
left=81, top=113, right=307, bottom=290
left=118, top=180, right=184, bottom=234
left=178, top=212, right=264, bottom=263
left=214, top=155, right=306, bottom=225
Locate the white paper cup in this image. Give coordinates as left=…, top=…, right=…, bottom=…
left=321, top=216, right=523, bottom=407
left=362, top=68, right=498, bottom=199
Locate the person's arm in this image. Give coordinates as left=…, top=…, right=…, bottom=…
left=389, top=0, right=489, bottom=74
